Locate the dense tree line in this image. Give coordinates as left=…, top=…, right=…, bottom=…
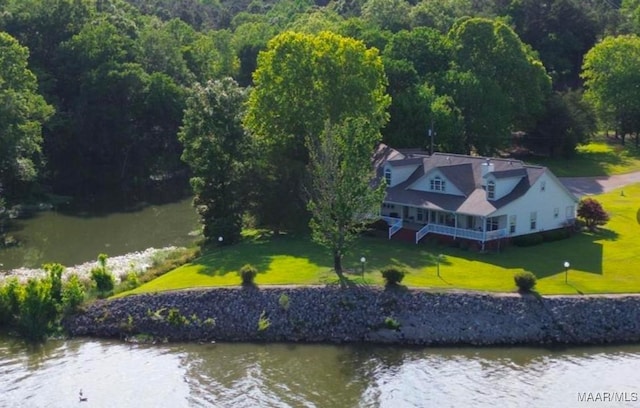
left=1, top=0, right=640, bottom=257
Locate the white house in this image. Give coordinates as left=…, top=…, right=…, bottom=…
left=374, top=144, right=578, bottom=249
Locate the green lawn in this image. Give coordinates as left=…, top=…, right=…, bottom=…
left=123, top=183, right=640, bottom=296
left=532, top=138, right=640, bottom=177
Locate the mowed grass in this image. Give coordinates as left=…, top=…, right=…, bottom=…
left=124, top=183, right=640, bottom=296
left=532, top=138, right=640, bottom=177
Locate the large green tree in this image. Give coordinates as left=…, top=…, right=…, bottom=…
left=446, top=18, right=551, bottom=155
left=0, top=32, right=54, bottom=195
left=306, top=118, right=385, bottom=280
left=244, top=30, right=390, bottom=231
left=508, top=0, right=598, bottom=90
left=582, top=35, right=640, bottom=146
left=178, top=78, right=249, bottom=244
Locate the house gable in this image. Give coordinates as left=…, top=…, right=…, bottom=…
left=484, top=172, right=524, bottom=201
left=407, top=168, right=465, bottom=196
left=384, top=158, right=422, bottom=187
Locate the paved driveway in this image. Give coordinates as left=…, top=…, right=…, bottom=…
left=560, top=172, right=640, bottom=197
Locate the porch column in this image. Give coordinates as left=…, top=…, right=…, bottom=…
left=481, top=216, right=487, bottom=251
left=454, top=212, right=458, bottom=239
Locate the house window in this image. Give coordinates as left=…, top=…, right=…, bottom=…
left=486, top=217, right=499, bottom=231
left=417, top=208, right=425, bottom=222
left=384, top=168, right=391, bottom=185
left=430, top=176, right=446, bottom=192
left=541, top=181, right=546, bottom=192
left=566, top=205, right=574, bottom=219
left=382, top=203, right=395, bottom=209
left=487, top=180, right=495, bottom=200
left=509, top=215, right=516, bottom=234
left=554, top=207, right=559, bottom=218
left=530, top=212, right=537, bottom=230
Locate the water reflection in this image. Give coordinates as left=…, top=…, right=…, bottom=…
left=0, top=197, right=198, bottom=270
left=1, top=337, right=640, bottom=408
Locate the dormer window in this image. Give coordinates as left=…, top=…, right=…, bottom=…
left=430, top=176, right=445, bottom=192
left=487, top=180, right=495, bottom=200
left=384, top=168, right=391, bottom=185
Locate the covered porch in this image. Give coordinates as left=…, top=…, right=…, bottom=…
left=381, top=204, right=508, bottom=248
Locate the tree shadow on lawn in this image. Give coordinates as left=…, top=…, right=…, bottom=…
left=350, top=236, right=443, bottom=271
left=194, top=233, right=331, bottom=277
left=445, top=229, right=619, bottom=279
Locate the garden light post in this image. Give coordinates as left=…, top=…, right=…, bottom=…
left=564, top=261, right=570, bottom=283
left=437, top=254, right=443, bottom=277
left=360, top=256, right=366, bottom=278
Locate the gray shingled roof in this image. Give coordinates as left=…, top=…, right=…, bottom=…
left=377, top=145, right=548, bottom=216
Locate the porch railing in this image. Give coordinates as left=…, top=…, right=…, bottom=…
left=414, top=223, right=508, bottom=243
left=381, top=216, right=403, bottom=239
left=415, top=224, right=430, bottom=244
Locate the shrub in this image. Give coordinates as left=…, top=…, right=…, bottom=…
left=381, top=267, right=406, bottom=286
left=257, top=310, right=271, bottom=331
left=120, top=271, right=140, bottom=291
left=61, top=274, right=85, bottom=314
left=541, top=229, right=570, bottom=242
left=167, top=308, right=189, bottom=326
left=18, top=278, right=57, bottom=341
left=90, top=253, right=114, bottom=295
left=577, top=197, right=610, bottom=231
left=239, top=264, right=258, bottom=285
left=278, top=293, right=290, bottom=311
left=384, top=316, right=401, bottom=330
left=514, top=271, right=537, bottom=292
left=512, top=233, right=544, bottom=247
left=0, top=277, right=23, bottom=325
left=43, top=263, right=64, bottom=304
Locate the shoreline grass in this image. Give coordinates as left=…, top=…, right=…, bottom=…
left=122, top=182, right=640, bottom=297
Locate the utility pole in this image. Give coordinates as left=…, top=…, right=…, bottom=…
left=428, top=118, right=435, bottom=155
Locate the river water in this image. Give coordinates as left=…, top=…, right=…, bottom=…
left=0, top=197, right=199, bottom=271
left=1, top=336, right=639, bottom=408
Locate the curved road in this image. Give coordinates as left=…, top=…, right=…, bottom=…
left=560, top=171, right=640, bottom=197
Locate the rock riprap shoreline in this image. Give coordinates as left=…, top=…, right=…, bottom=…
left=63, top=287, right=640, bottom=346
left=0, top=247, right=177, bottom=283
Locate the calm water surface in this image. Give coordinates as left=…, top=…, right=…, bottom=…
left=0, top=198, right=198, bottom=270
left=1, top=336, right=639, bottom=408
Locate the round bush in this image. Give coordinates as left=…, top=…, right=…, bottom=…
left=239, top=264, right=258, bottom=285
left=514, top=271, right=537, bottom=292
left=381, top=267, right=406, bottom=286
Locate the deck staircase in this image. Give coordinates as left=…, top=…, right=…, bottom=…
left=389, top=228, right=416, bottom=243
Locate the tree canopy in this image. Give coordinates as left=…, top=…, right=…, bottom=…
left=582, top=35, right=640, bottom=146
left=446, top=18, right=551, bottom=155
left=178, top=78, right=250, bottom=245
left=0, top=32, right=53, bottom=195
left=244, top=30, right=390, bottom=231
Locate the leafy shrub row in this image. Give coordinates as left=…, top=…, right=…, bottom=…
left=0, top=264, right=87, bottom=341
left=513, top=228, right=571, bottom=247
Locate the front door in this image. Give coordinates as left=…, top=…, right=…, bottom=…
left=403, top=206, right=409, bottom=219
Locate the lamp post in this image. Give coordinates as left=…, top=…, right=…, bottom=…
left=437, top=254, right=443, bottom=277
left=360, top=256, right=366, bottom=278
left=218, top=236, right=223, bottom=247
left=564, top=261, right=570, bottom=283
